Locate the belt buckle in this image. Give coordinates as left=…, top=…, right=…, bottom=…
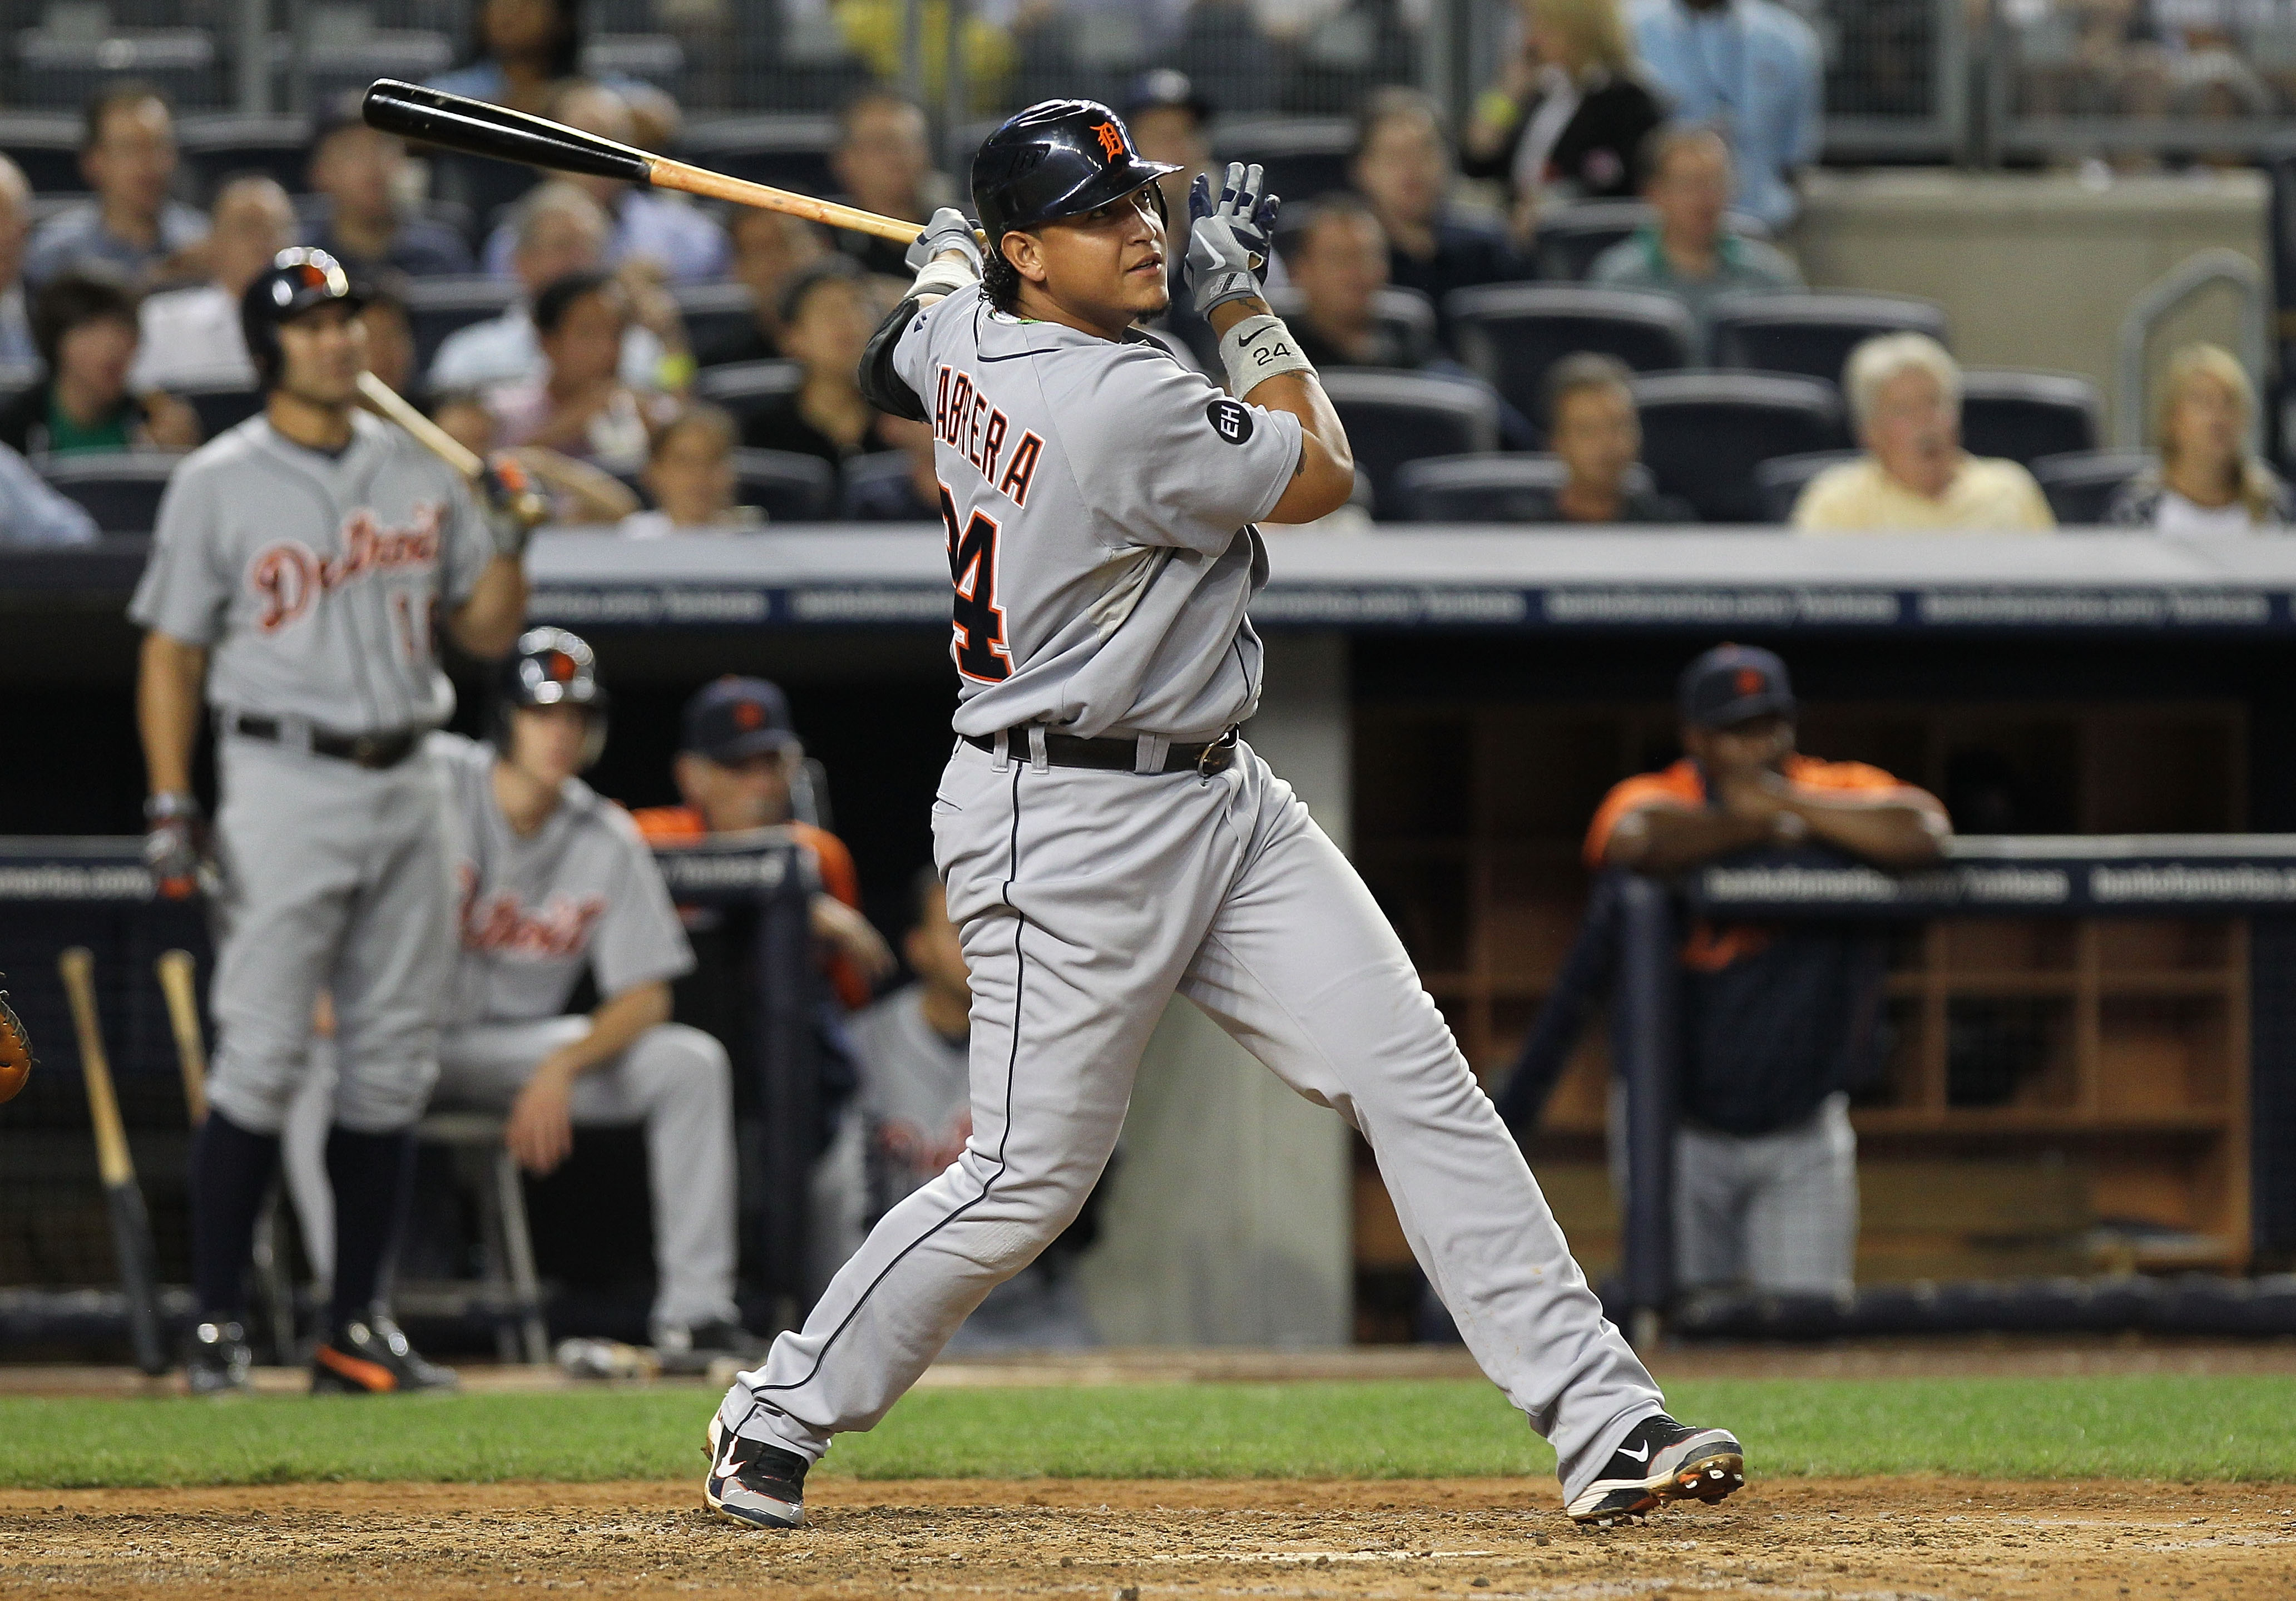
left=1196, top=725, right=1239, bottom=777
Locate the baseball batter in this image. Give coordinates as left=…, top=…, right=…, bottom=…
left=706, top=102, right=1745, bottom=1529
left=283, top=629, right=759, bottom=1367
left=131, top=246, right=532, bottom=1395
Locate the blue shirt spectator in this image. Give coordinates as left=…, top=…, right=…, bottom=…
left=1629, top=0, right=1822, bottom=230
left=24, top=86, right=209, bottom=289
left=303, top=113, right=476, bottom=280
left=0, top=439, right=97, bottom=545
left=0, top=155, right=36, bottom=370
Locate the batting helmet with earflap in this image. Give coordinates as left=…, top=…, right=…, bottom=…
left=495, top=626, right=610, bottom=769
left=972, top=100, right=1179, bottom=255
left=241, top=246, right=365, bottom=390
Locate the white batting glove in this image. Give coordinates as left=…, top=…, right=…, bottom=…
left=905, top=206, right=983, bottom=297
left=1185, top=162, right=1280, bottom=319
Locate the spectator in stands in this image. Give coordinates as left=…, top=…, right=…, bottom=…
left=428, top=386, right=640, bottom=524
left=429, top=0, right=585, bottom=114
left=741, top=259, right=902, bottom=470
left=632, top=677, right=894, bottom=1007
left=359, top=277, right=419, bottom=397
left=128, top=176, right=298, bottom=393
left=0, top=274, right=199, bottom=457
left=843, top=416, right=938, bottom=521
left=481, top=84, right=729, bottom=285
left=0, top=157, right=36, bottom=369
left=483, top=270, right=672, bottom=476
left=1589, top=125, right=1802, bottom=352
left=1462, top=0, right=1665, bottom=237
left=303, top=109, right=476, bottom=280
left=696, top=209, right=830, bottom=368
left=845, top=868, right=1102, bottom=1350
left=1527, top=354, right=1693, bottom=523
left=2109, top=343, right=2293, bottom=534
left=27, top=83, right=210, bottom=290
left=1278, top=198, right=1427, bottom=370
left=829, top=91, right=941, bottom=279
left=1126, top=70, right=1226, bottom=370
left=624, top=406, right=761, bottom=536
left=1794, top=334, right=2056, bottom=535
left=1583, top=644, right=1948, bottom=1296
left=1630, top=0, right=1822, bottom=231
left=1353, top=88, right=1519, bottom=315
left=429, top=182, right=680, bottom=395
left=0, top=439, right=97, bottom=545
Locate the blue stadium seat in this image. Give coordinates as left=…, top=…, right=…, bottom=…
left=37, top=452, right=184, bottom=534
left=1264, top=285, right=1438, bottom=370
left=1392, top=452, right=1661, bottom=523
left=1530, top=199, right=1772, bottom=281
left=732, top=448, right=835, bottom=522
left=403, top=277, right=519, bottom=378
left=2029, top=449, right=2153, bottom=525
left=695, top=359, right=804, bottom=427
left=1212, top=116, right=1357, bottom=205
left=842, top=449, right=926, bottom=521
left=1631, top=372, right=1845, bottom=523
left=1315, top=369, right=1501, bottom=513
left=672, top=281, right=760, bottom=359
left=1446, top=284, right=1695, bottom=425
left=0, top=112, right=82, bottom=194
left=176, top=115, right=314, bottom=204
left=678, top=115, right=840, bottom=197
left=1959, top=369, right=2101, bottom=466
left=1709, top=291, right=1951, bottom=383
left=1753, top=450, right=1861, bottom=524
left=176, top=385, right=265, bottom=441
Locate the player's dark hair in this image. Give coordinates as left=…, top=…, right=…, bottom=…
left=777, top=255, right=867, bottom=328
left=981, top=237, right=1022, bottom=313
left=467, top=0, right=582, bottom=81
left=1544, top=350, right=1636, bottom=424
left=532, top=269, right=620, bottom=337
left=82, top=78, right=170, bottom=152
left=32, top=271, right=138, bottom=373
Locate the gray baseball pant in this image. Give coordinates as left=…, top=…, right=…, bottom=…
left=285, top=1017, right=743, bottom=1329
left=718, top=737, right=1662, bottom=1502
left=204, top=735, right=453, bottom=1135
left=1675, top=1093, right=1858, bottom=1295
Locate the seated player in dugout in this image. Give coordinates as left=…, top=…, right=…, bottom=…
left=1584, top=644, right=1951, bottom=1298
left=284, top=629, right=766, bottom=1368
left=632, top=676, right=894, bottom=1009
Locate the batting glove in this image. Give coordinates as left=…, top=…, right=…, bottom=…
left=142, top=792, right=207, bottom=901
left=481, top=452, right=547, bottom=559
left=905, top=206, right=984, bottom=297
left=1185, top=162, right=1280, bottom=319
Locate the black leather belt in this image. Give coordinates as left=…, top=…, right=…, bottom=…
left=966, top=724, right=1240, bottom=776
left=231, top=715, right=421, bottom=770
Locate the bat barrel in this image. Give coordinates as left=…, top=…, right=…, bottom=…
left=363, top=78, right=652, bottom=185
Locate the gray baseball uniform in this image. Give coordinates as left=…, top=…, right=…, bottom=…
left=715, top=286, right=1664, bottom=1504
left=128, top=413, right=493, bottom=1135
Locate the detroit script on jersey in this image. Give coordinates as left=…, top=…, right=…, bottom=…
left=455, top=863, right=606, bottom=961
left=249, top=505, right=446, bottom=634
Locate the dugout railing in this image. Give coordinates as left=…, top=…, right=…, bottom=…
left=0, top=829, right=826, bottom=1363
left=1591, top=836, right=2296, bottom=1346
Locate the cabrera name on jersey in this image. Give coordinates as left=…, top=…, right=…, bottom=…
left=128, top=414, right=496, bottom=735
left=429, top=733, right=695, bottom=1028
left=892, top=286, right=1303, bottom=742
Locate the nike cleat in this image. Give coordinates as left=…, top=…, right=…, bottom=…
left=185, top=1318, right=253, bottom=1395
left=704, top=1414, right=808, bottom=1529
left=309, top=1310, right=460, bottom=1394
left=1565, top=1411, right=1746, bottom=1526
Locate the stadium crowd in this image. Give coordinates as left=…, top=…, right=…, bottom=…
left=0, top=0, right=2283, bottom=544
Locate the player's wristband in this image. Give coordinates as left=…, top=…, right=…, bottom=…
left=910, top=254, right=978, bottom=299
left=145, top=791, right=201, bottom=823
left=1218, top=313, right=1315, bottom=400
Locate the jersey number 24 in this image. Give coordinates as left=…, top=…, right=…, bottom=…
left=939, top=485, right=1011, bottom=683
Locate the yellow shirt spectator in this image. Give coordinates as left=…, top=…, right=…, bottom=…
left=1793, top=455, right=2054, bottom=534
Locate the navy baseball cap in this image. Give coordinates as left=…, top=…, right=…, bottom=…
left=1679, top=644, right=1796, bottom=729
left=1123, top=68, right=1213, bottom=124
left=682, top=676, right=798, bottom=763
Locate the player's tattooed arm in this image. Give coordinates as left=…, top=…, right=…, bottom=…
left=1207, top=295, right=1354, bottom=524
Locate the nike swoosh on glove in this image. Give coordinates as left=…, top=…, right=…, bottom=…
left=1185, top=161, right=1281, bottom=318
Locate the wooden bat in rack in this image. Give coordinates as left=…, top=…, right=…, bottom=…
left=58, top=947, right=169, bottom=1376
left=155, top=949, right=207, bottom=1126
left=362, top=78, right=979, bottom=247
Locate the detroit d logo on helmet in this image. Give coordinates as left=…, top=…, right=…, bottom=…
left=1092, top=121, right=1125, bottom=161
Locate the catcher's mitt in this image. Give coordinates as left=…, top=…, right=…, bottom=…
left=0, top=981, right=31, bottom=1105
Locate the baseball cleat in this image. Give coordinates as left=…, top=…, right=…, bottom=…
left=185, top=1318, right=253, bottom=1395
left=1565, top=1412, right=1746, bottom=1526
left=309, top=1310, right=460, bottom=1394
left=704, top=1415, right=808, bottom=1529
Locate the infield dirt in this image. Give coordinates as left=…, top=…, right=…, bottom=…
left=5, top=1475, right=2290, bottom=1599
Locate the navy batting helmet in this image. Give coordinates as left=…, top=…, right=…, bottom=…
left=496, top=626, right=610, bottom=768
left=972, top=100, right=1179, bottom=252
left=241, top=246, right=364, bottom=389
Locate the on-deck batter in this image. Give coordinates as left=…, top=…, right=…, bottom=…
left=131, top=247, right=533, bottom=1395
left=705, top=101, right=1745, bottom=1529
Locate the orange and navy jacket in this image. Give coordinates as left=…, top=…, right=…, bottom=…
left=1584, top=754, right=1930, bottom=972
left=632, top=806, right=871, bottom=1010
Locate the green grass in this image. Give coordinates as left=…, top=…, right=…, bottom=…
left=1, top=1376, right=2290, bottom=1489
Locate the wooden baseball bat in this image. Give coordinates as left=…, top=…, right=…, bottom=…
left=155, top=950, right=207, bottom=1126
left=58, top=947, right=168, bottom=1376
left=355, top=371, right=550, bottom=526
left=362, top=79, right=973, bottom=247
